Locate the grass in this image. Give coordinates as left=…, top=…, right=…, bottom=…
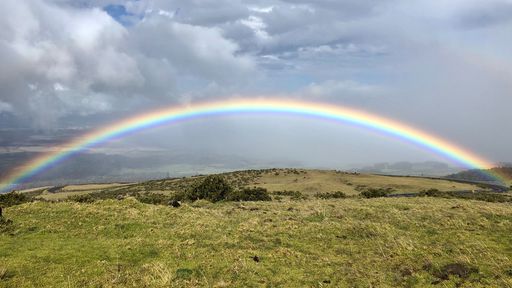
left=33, top=169, right=487, bottom=201
left=59, top=183, right=131, bottom=192
left=1, top=197, right=512, bottom=287
left=238, top=169, right=484, bottom=196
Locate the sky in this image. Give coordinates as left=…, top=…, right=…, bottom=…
left=0, top=0, right=511, bottom=180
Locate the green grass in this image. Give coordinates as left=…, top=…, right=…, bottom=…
left=34, top=169, right=488, bottom=201
left=1, top=197, right=512, bottom=287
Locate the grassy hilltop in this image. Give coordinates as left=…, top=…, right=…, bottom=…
left=33, top=169, right=487, bottom=201
left=1, top=169, right=512, bottom=287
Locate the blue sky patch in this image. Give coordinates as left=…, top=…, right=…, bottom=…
left=103, top=4, right=136, bottom=26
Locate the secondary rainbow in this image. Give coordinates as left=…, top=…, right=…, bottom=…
left=0, top=98, right=500, bottom=192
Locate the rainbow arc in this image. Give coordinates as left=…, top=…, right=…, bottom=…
left=0, top=98, right=501, bottom=192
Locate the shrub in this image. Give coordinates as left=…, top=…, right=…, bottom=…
left=360, top=188, right=394, bottom=198
left=0, top=191, right=30, bottom=207
left=315, top=191, right=347, bottom=199
left=186, top=175, right=233, bottom=202
left=418, top=189, right=441, bottom=197
left=227, top=187, right=271, bottom=201
left=272, top=190, right=302, bottom=197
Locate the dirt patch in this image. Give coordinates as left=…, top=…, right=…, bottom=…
left=435, top=263, right=479, bottom=280
left=431, top=262, right=479, bottom=285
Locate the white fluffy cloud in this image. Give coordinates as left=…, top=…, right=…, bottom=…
left=0, top=0, right=255, bottom=126
left=132, top=18, right=254, bottom=83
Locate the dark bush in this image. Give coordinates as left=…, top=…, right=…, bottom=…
left=315, top=191, right=347, bottom=199
left=272, top=190, right=302, bottom=197
left=418, top=189, right=441, bottom=197
left=360, top=188, right=394, bottom=198
left=227, top=187, right=271, bottom=201
left=0, top=191, right=30, bottom=207
left=186, top=175, right=233, bottom=202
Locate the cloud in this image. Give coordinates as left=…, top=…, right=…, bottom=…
left=0, top=0, right=510, bottom=165
left=303, top=80, right=383, bottom=99
left=0, top=0, right=141, bottom=125
left=0, top=101, right=13, bottom=113
left=0, top=0, right=255, bottom=127
left=131, top=18, right=254, bottom=84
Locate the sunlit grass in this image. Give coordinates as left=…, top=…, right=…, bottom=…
left=1, top=197, right=511, bottom=287
left=34, top=169, right=486, bottom=201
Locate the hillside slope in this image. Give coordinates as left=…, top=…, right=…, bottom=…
left=1, top=198, right=511, bottom=287
left=33, top=169, right=487, bottom=201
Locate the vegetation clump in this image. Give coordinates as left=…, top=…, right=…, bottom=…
left=227, top=187, right=271, bottom=202
left=418, top=188, right=441, bottom=196
left=315, top=191, right=346, bottom=199
left=184, top=175, right=233, bottom=202
left=0, top=191, right=31, bottom=207
left=66, top=175, right=272, bottom=204
left=360, top=188, right=394, bottom=198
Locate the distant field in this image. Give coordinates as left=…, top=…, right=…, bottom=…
left=60, top=183, right=131, bottom=192
left=33, top=169, right=487, bottom=201
left=1, top=198, right=511, bottom=287
left=241, top=169, right=483, bottom=195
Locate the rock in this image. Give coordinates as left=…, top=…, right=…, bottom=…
left=170, top=200, right=181, bottom=208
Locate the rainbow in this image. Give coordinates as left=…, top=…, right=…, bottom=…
left=0, top=98, right=502, bottom=192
